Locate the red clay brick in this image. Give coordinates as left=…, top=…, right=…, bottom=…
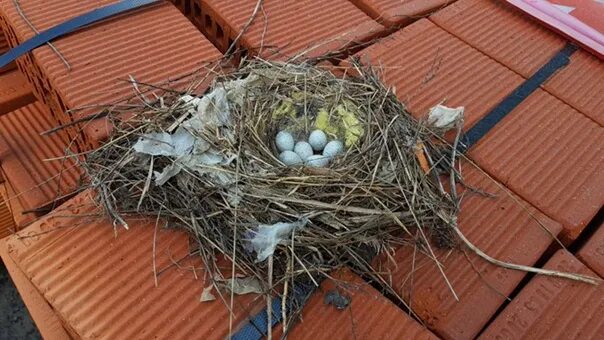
left=348, top=19, right=524, bottom=130
left=176, top=0, right=385, bottom=60
left=0, top=102, right=82, bottom=216
left=430, top=0, right=566, bottom=77
left=273, top=268, right=437, bottom=339
left=0, top=31, right=15, bottom=74
left=0, top=70, right=36, bottom=116
left=4, top=191, right=264, bottom=339
left=372, top=163, right=561, bottom=340
left=0, top=176, right=37, bottom=227
left=543, top=50, right=604, bottom=126
left=0, top=30, right=7, bottom=54
left=430, top=0, right=604, bottom=125
left=480, top=250, right=604, bottom=339
left=0, top=183, right=17, bottom=239
left=350, top=0, right=453, bottom=28
left=469, top=90, right=604, bottom=243
left=0, top=1, right=223, bottom=149
left=577, top=222, right=604, bottom=278
left=0, top=239, right=71, bottom=339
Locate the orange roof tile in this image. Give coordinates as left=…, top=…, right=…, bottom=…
left=4, top=191, right=264, bottom=339
left=274, top=268, right=437, bottom=339
left=0, top=101, right=82, bottom=215
left=179, top=0, right=385, bottom=60
left=0, top=1, right=223, bottom=149
left=373, top=163, right=562, bottom=340
left=480, top=250, right=604, bottom=339
left=350, top=0, right=453, bottom=28
left=430, top=0, right=604, bottom=125
left=0, top=70, right=36, bottom=116
left=0, top=239, right=71, bottom=339
left=577, top=221, right=604, bottom=278
left=348, top=19, right=524, bottom=130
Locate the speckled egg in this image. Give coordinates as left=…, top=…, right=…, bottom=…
left=323, top=140, right=344, bottom=158
left=294, top=141, right=314, bottom=161
left=279, top=151, right=302, bottom=166
left=308, top=130, right=327, bottom=152
left=305, top=155, right=330, bottom=168
left=275, top=131, right=295, bottom=152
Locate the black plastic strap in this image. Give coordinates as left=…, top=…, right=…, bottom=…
left=460, top=43, right=577, bottom=151
left=0, top=0, right=160, bottom=68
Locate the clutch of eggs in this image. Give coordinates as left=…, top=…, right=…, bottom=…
left=276, top=129, right=344, bottom=167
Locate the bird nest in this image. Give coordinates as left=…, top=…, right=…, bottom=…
left=83, top=59, right=464, bottom=325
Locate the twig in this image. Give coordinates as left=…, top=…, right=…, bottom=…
left=13, top=0, right=71, bottom=70
left=153, top=210, right=162, bottom=288
left=267, top=255, right=274, bottom=340
left=453, top=225, right=599, bottom=285
left=225, top=0, right=264, bottom=57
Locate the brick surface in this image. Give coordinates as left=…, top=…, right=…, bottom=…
left=274, top=268, right=437, bottom=339
left=373, top=163, right=562, bottom=340
left=0, top=70, right=36, bottom=116
left=0, top=177, right=37, bottom=227
left=176, top=0, right=385, bottom=60
left=470, top=90, right=604, bottom=243
left=0, top=0, right=223, bottom=149
left=0, top=239, right=71, bottom=339
left=543, top=50, right=604, bottom=126
left=430, top=0, right=566, bottom=78
left=348, top=19, right=524, bottom=130
left=350, top=0, right=453, bottom=28
left=4, top=191, right=264, bottom=339
left=430, top=0, right=604, bottom=125
left=0, top=183, right=16, bottom=239
left=0, top=102, right=82, bottom=215
left=578, top=222, right=604, bottom=278
left=480, top=250, right=604, bottom=339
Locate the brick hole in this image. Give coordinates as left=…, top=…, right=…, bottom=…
left=184, top=0, right=191, bottom=15
left=216, top=24, right=224, bottom=41
left=194, top=2, right=201, bottom=18
left=204, top=14, right=213, bottom=32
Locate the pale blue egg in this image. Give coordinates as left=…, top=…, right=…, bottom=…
left=294, top=141, right=314, bottom=161
left=308, top=130, right=327, bottom=151
left=323, top=140, right=344, bottom=158
left=279, top=151, right=302, bottom=166
left=305, top=155, right=330, bottom=168
left=276, top=131, right=295, bottom=152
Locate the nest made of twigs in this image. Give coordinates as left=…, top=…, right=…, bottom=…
left=83, top=58, right=461, bottom=324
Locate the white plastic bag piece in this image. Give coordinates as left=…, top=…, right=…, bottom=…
left=133, top=127, right=195, bottom=157
left=249, top=219, right=308, bottom=262
left=197, top=87, right=231, bottom=127
left=427, top=105, right=464, bottom=129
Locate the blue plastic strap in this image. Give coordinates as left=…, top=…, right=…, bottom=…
left=460, top=43, right=577, bottom=151
left=0, top=0, right=160, bottom=68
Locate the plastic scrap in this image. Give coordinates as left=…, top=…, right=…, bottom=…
left=249, top=219, right=308, bottom=262
left=219, top=277, right=264, bottom=295
left=427, top=105, right=464, bottom=129
left=133, top=87, right=236, bottom=186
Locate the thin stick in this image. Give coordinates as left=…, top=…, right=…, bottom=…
left=454, top=225, right=599, bottom=285
left=267, top=255, right=274, bottom=340
left=225, top=0, right=264, bottom=57
left=13, top=0, right=71, bottom=70
left=153, top=210, right=162, bottom=288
